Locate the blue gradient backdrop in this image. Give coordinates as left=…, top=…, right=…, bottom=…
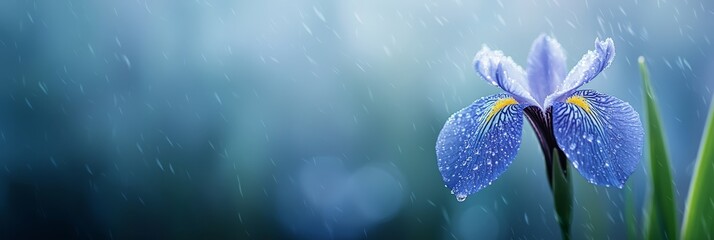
left=0, top=0, right=712, bottom=239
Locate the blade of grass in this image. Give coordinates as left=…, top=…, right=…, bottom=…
left=551, top=148, right=572, bottom=240
left=639, top=56, right=677, bottom=239
left=681, top=95, right=714, bottom=239
left=644, top=199, right=665, bottom=240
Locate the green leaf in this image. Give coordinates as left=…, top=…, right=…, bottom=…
left=681, top=94, right=714, bottom=239
left=639, top=56, right=677, bottom=240
left=551, top=148, right=572, bottom=240
left=645, top=199, right=665, bottom=240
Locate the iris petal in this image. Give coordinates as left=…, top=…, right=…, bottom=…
left=552, top=90, right=643, bottom=187
left=436, top=93, right=524, bottom=200
left=526, top=34, right=567, bottom=106
left=473, top=47, right=539, bottom=107
left=545, top=38, right=615, bottom=108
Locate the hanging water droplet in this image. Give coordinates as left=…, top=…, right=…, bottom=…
left=456, top=194, right=467, bottom=202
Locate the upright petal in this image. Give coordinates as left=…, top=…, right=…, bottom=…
left=544, top=38, right=615, bottom=108
left=551, top=90, right=643, bottom=187
left=474, top=47, right=539, bottom=107
left=436, top=93, right=524, bottom=200
left=527, top=34, right=567, bottom=106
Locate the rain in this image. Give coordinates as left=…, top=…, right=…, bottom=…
left=0, top=0, right=713, bottom=239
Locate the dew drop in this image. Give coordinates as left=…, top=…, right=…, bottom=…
left=573, top=161, right=580, bottom=169
left=456, top=194, right=467, bottom=202
left=569, top=143, right=576, bottom=150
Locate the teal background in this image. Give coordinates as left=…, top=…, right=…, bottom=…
left=0, top=0, right=712, bottom=239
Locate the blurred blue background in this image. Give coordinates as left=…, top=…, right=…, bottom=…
left=1, top=0, right=712, bottom=239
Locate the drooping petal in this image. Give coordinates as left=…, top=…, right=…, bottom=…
left=473, top=47, right=539, bottom=107
left=526, top=34, right=567, bottom=106
left=436, top=93, right=524, bottom=200
left=544, top=38, right=615, bottom=108
left=551, top=89, right=643, bottom=187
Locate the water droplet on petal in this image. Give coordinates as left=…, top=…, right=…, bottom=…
left=569, top=143, right=576, bottom=150
left=456, top=194, right=467, bottom=202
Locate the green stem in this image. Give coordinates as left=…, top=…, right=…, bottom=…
left=551, top=148, right=573, bottom=240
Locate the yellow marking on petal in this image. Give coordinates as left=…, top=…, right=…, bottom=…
left=486, top=97, right=518, bottom=122
left=566, top=95, right=592, bottom=113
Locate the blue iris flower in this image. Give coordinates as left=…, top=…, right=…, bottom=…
left=436, top=34, right=644, bottom=202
